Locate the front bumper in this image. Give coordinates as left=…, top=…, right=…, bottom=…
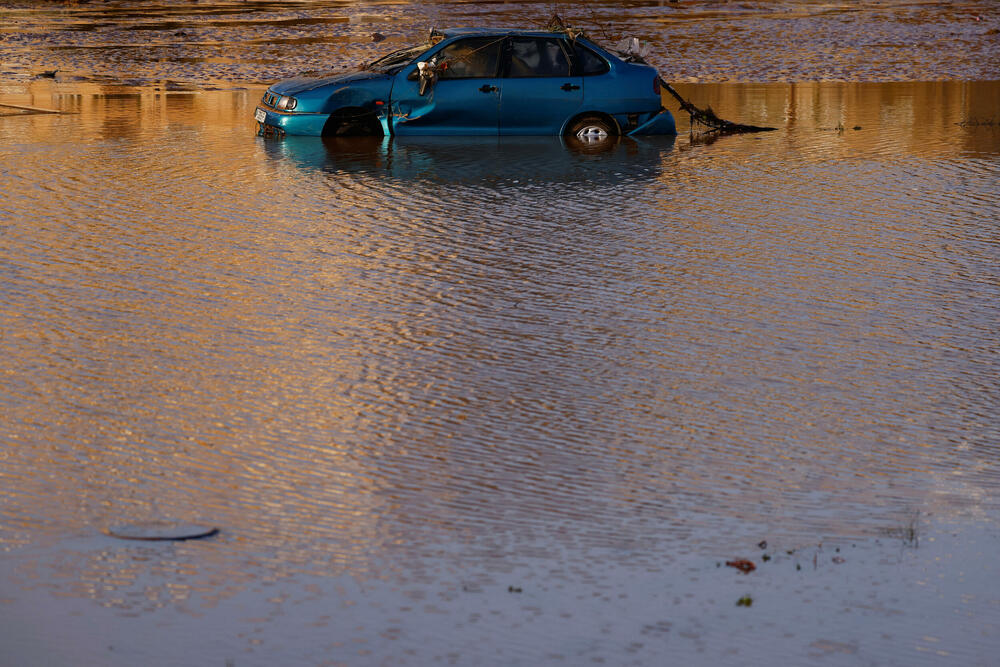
left=254, top=106, right=329, bottom=137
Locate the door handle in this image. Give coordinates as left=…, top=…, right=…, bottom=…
left=479, top=84, right=498, bottom=93
left=561, top=83, right=580, bottom=91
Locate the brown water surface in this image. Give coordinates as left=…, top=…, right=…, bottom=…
left=2, top=2, right=1000, bottom=666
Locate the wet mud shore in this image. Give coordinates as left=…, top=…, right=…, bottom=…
left=1, top=0, right=999, bottom=87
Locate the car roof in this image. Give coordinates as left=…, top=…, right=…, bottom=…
left=436, top=27, right=577, bottom=39
left=428, top=28, right=627, bottom=66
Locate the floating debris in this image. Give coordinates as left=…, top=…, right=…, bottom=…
left=659, top=79, right=777, bottom=135
left=956, top=117, right=998, bottom=127
left=507, top=585, right=523, bottom=593
left=106, top=521, right=219, bottom=541
left=736, top=594, right=753, bottom=607
left=0, top=102, right=69, bottom=115
left=370, top=32, right=387, bottom=43
left=757, top=540, right=767, bottom=549
left=725, top=559, right=756, bottom=574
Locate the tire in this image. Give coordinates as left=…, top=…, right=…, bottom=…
left=322, top=107, right=383, bottom=137
left=566, top=115, right=617, bottom=145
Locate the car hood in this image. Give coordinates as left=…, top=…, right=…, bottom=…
left=270, top=70, right=391, bottom=95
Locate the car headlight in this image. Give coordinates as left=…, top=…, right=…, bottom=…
left=275, top=95, right=297, bottom=111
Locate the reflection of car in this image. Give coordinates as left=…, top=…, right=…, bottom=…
left=254, top=27, right=676, bottom=144
left=259, top=134, right=676, bottom=186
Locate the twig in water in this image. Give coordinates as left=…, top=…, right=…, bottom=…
left=658, top=79, right=776, bottom=135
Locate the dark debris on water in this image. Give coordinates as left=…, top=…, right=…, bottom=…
left=105, top=521, right=219, bottom=541
left=660, top=79, right=777, bottom=135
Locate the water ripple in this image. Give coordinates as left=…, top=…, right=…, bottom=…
left=2, top=82, right=999, bottom=665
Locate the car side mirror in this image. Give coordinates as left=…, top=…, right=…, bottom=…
left=414, top=61, right=438, bottom=96
left=406, top=68, right=420, bottom=81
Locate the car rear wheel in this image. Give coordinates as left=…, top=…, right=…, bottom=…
left=322, top=107, right=383, bottom=137
left=567, top=115, right=617, bottom=145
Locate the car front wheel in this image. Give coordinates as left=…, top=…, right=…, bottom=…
left=322, top=107, right=383, bottom=137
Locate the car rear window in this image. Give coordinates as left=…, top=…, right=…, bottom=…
left=573, top=43, right=610, bottom=76
left=437, top=37, right=503, bottom=79
left=506, top=38, right=572, bottom=78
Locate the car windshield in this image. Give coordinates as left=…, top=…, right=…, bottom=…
left=363, top=44, right=429, bottom=73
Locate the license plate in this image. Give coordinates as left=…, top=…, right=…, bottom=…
left=254, top=108, right=266, bottom=123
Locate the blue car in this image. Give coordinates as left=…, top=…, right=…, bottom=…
left=254, top=27, right=676, bottom=143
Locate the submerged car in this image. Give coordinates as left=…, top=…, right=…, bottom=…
left=254, top=27, right=676, bottom=143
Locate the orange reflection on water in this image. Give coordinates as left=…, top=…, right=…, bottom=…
left=1, top=70, right=999, bottom=666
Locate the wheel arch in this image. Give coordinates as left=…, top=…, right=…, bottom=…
left=321, top=105, right=385, bottom=137
left=562, top=111, right=621, bottom=137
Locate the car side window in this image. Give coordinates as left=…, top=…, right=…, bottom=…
left=436, top=37, right=502, bottom=79
left=572, top=42, right=610, bottom=76
left=506, top=38, right=572, bottom=78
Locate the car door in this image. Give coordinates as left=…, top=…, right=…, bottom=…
left=498, top=37, right=583, bottom=136
left=390, top=36, right=504, bottom=136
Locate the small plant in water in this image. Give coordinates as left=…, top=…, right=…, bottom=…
left=880, top=511, right=920, bottom=547
left=736, top=594, right=753, bottom=607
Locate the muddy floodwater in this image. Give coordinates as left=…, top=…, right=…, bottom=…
left=2, top=2, right=1000, bottom=666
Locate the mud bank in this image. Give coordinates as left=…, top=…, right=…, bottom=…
left=1, top=0, right=998, bottom=87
